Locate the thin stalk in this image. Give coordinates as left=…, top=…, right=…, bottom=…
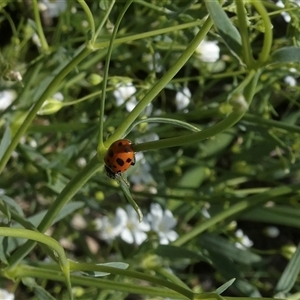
left=0, top=46, right=92, bottom=174
left=77, top=0, right=95, bottom=40
left=98, top=0, right=133, bottom=148
left=235, top=0, right=255, bottom=67
left=93, top=20, right=203, bottom=49
left=93, top=1, right=116, bottom=41
left=7, top=155, right=100, bottom=269
left=104, top=16, right=213, bottom=148
left=9, top=265, right=187, bottom=299
left=251, top=0, right=273, bottom=64
left=133, top=70, right=258, bottom=152
left=69, top=261, right=194, bottom=299
left=173, top=185, right=296, bottom=247
left=31, top=0, right=49, bottom=52
left=1, top=228, right=71, bottom=298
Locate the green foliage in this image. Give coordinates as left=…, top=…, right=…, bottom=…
left=0, top=0, right=300, bottom=299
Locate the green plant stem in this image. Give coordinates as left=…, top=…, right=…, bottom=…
left=0, top=46, right=92, bottom=175
left=69, top=261, right=194, bottom=299
left=7, top=265, right=187, bottom=299
left=125, top=117, right=201, bottom=137
left=103, top=16, right=213, bottom=148
left=77, top=0, right=95, bottom=41
left=98, top=0, right=133, bottom=148
left=251, top=0, right=273, bottom=64
left=0, top=228, right=66, bottom=264
left=93, top=20, right=204, bottom=49
left=133, top=70, right=258, bottom=152
left=31, top=0, right=49, bottom=52
left=62, top=88, right=113, bottom=106
left=93, top=0, right=116, bottom=41
left=0, top=203, right=37, bottom=231
left=235, top=0, right=254, bottom=67
left=156, top=267, right=190, bottom=289
left=7, top=155, right=100, bottom=269
left=0, top=227, right=71, bottom=295
left=173, top=185, right=296, bottom=247
left=243, top=113, right=300, bottom=134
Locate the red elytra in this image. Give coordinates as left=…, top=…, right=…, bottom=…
left=104, top=139, right=135, bottom=179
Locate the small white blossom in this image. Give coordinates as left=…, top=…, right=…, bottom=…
left=0, top=90, right=17, bottom=110
left=76, top=157, right=87, bottom=168
left=0, top=289, right=14, bottom=300
left=144, top=52, right=163, bottom=72
left=113, top=83, right=137, bottom=112
left=130, top=152, right=154, bottom=185
left=32, top=33, right=42, bottom=48
left=196, top=40, right=220, bottom=63
left=276, top=0, right=300, bottom=22
left=41, top=0, right=67, bottom=18
left=148, top=203, right=178, bottom=244
left=175, top=87, right=191, bottom=110
left=276, top=0, right=291, bottom=22
left=235, top=229, right=253, bottom=249
left=284, top=75, right=297, bottom=87
left=264, top=226, right=280, bottom=238
left=119, top=205, right=150, bottom=245
left=53, top=92, right=64, bottom=101
left=95, top=212, right=125, bottom=242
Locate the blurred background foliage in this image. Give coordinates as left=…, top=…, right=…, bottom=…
left=0, top=0, right=300, bottom=299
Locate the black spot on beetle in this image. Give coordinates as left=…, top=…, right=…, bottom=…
left=116, top=158, right=125, bottom=166
left=118, top=142, right=123, bottom=147
left=126, top=158, right=132, bottom=163
left=124, top=147, right=131, bottom=152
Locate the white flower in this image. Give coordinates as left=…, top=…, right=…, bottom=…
left=118, top=205, right=150, bottom=245
left=130, top=152, right=154, bottom=185
left=235, top=229, right=253, bottom=249
left=276, top=0, right=300, bottom=22
left=76, top=157, right=87, bottom=168
left=40, top=0, right=67, bottom=18
left=264, top=226, right=280, bottom=238
left=113, top=83, right=137, bottom=112
left=175, top=87, right=191, bottom=110
left=196, top=40, right=220, bottom=63
left=276, top=0, right=291, bottom=22
left=0, top=90, right=17, bottom=110
left=53, top=92, right=64, bottom=101
left=144, top=52, right=163, bottom=72
left=0, top=289, right=14, bottom=300
left=32, top=33, right=41, bottom=48
left=95, top=211, right=125, bottom=242
left=148, top=203, right=178, bottom=244
left=284, top=75, right=297, bottom=87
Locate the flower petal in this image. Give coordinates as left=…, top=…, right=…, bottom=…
left=120, top=227, right=134, bottom=244
left=133, top=231, right=148, bottom=245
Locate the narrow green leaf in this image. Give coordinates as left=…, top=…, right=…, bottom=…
left=0, top=125, right=11, bottom=161
left=1, top=195, right=24, bottom=217
left=119, top=179, right=143, bottom=222
left=275, top=243, right=300, bottom=295
left=156, top=245, right=207, bottom=262
left=22, top=277, right=57, bottom=300
left=126, top=117, right=201, bottom=136
left=209, top=251, right=261, bottom=297
left=215, top=278, right=236, bottom=294
left=241, top=206, right=300, bottom=228
left=199, top=233, right=261, bottom=265
left=271, top=46, right=300, bottom=64
left=82, top=262, right=129, bottom=277
left=205, top=0, right=242, bottom=57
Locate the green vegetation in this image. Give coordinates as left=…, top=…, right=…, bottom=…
left=0, top=0, right=300, bottom=299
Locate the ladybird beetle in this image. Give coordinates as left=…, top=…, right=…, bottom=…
left=104, top=139, right=135, bottom=179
